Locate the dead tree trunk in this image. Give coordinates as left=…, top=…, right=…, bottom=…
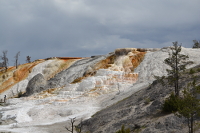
left=66, top=117, right=76, bottom=133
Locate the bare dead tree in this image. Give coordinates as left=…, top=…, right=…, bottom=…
left=14, top=51, right=20, bottom=69
left=1, top=51, right=9, bottom=72
left=66, top=117, right=76, bottom=133
left=26, top=56, right=31, bottom=63
left=65, top=117, right=83, bottom=133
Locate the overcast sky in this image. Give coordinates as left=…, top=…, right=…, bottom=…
left=0, top=0, right=200, bottom=65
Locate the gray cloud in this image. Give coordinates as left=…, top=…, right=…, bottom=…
left=0, top=0, right=200, bottom=65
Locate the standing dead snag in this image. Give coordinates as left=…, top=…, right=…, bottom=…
left=1, top=51, right=9, bottom=72
left=26, top=56, right=31, bottom=63
left=4, top=95, right=6, bottom=103
left=66, top=117, right=76, bottom=133
left=65, top=117, right=83, bottom=133
left=14, top=51, right=20, bottom=69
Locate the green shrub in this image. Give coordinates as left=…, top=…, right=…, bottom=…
left=189, top=69, right=196, bottom=74
left=144, top=98, right=151, bottom=105
left=162, top=92, right=180, bottom=113
left=15, top=91, right=23, bottom=98
left=197, top=68, right=200, bottom=72
left=116, top=125, right=130, bottom=133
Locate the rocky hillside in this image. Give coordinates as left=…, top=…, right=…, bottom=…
left=0, top=47, right=200, bottom=133
left=81, top=66, right=200, bottom=133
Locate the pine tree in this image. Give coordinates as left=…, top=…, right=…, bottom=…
left=192, top=40, right=200, bottom=48
left=164, top=41, right=193, bottom=97
left=177, top=79, right=200, bottom=133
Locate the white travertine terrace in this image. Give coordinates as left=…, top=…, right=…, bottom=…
left=0, top=47, right=200, bottom=133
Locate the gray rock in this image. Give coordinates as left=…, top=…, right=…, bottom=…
left=23, top=73, right=46, bottom=96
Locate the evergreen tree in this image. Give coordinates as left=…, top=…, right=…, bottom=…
left=164, top=41, right=193, bottom=97
left=192, top=40, right=200, bottom=48
left=177, top=79, right=200, bottom=133
left=162, top=92, right=179, bottom=113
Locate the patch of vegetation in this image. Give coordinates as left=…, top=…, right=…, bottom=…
left=194, top=122, right=200, bottom=132
left=15, top=91, right=23, bottom=98
left=133, top=124, right=146, bottom=133
left=164, top=42, right=193, bottom=97
left=189, top=69, right=196, bottom=74
left=162, top=92, right=179, bottom=113
left=116, top=125, right=130, bottom=133
left=192, top=40, right=200, bottom=48
left=144, top=97, right=151, bottom=105
left=176, top=79, right=200, bottom=133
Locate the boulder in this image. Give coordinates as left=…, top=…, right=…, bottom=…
left=23, top=73, right=46, bottom=96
